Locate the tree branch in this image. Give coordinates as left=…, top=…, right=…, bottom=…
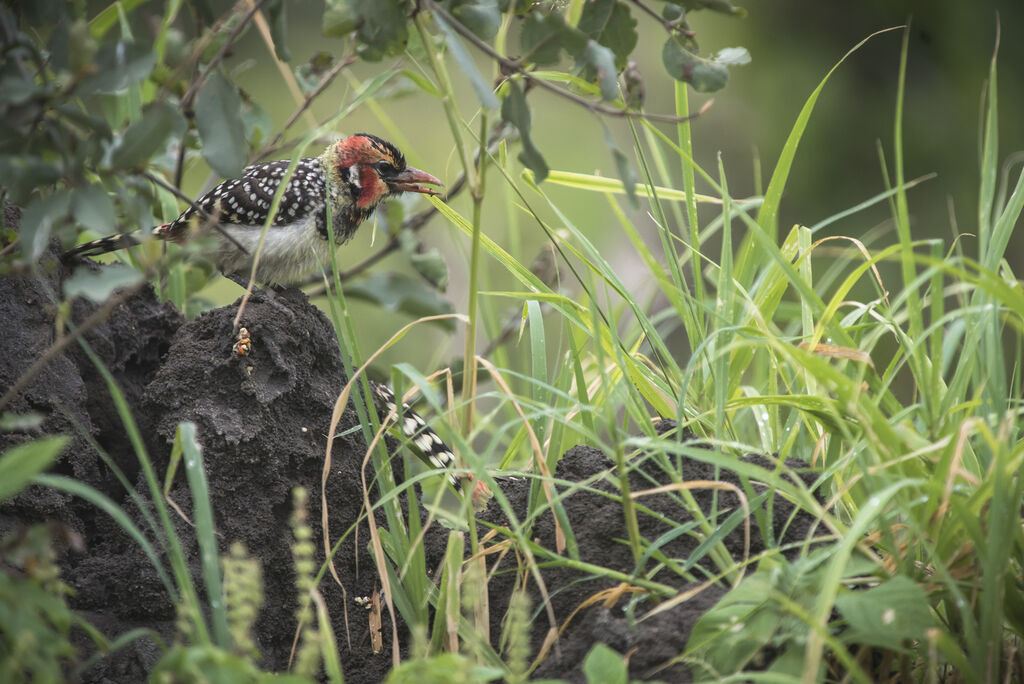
left=424, top=0, right=708, bottom=125
left=180, top=0, right=269, bottom=111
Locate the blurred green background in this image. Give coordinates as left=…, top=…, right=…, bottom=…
left=183, top=0, right=1022, bottom=368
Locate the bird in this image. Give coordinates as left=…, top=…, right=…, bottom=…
left=65, top=134, right=490, bottom=503
left=64, top=133, right=443, bottom=287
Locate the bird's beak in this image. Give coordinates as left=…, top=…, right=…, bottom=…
left=388, top=166, right=443, bottom=196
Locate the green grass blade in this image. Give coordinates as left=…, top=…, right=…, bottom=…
left=175, top=423, right=230, bottom=649
left=0, top=435, right=67, bottom=501
left=738, top=27, right=902, bottom=282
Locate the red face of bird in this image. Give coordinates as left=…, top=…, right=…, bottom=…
left=328, top=134, right=443, bottom=209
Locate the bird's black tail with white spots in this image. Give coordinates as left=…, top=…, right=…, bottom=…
left=370, top=382, right=461, bottom=489
left=63, top=230, right=144, bottom=260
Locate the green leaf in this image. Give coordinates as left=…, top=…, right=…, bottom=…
left=434, top=12, right=499, bottom=110
left=576, top=0, right=638, bottom=70
left=0, top=75, right=44, bottom=106
left=578, top=40, right=619, bottom=100
left=520, top=11, right=571, bottom=66
left=71, top=184, right=116, bottom=234
left=0, top=156, right=61, bottom=205
left=683, top=553, right=860, bottom=677
left=264, top=0, right=290, bottom=61
left=77, top=41, right=156, bottom=94
left=385, top=652, right=494, bottom=684
left=501, top=80, right=548, bottom=182
left=446, top=0, right=501, bottom=40
left=64, top=264, right=145, bottom=303
left=345, top=272, right=456, bottom=328
left=604, top=126, right=637, bottom=206
left=582, top=643, right=628, bottom=684
left=175, top=423, right=231, bottom=649
left=665, top=0, right=747, bottom=16
left=110, top=101, right=187, bottom=171
left=241, top=99, right=272, bottom=150
left=398, top=229, right=449, bottom=291
left=151, top=645, right=261, bottom=682
left=294, top=52, right=336, bottom=93
left=835, top=576, right=938, bottom=648
left=662, top=36, right=729, bottom=92
left=322, top=0, right=359, bottom=36
left=67, top=18, right=98, bottom=73
left=21, top=191, right=71, bottom=261
left=194, top=70, right=248, bottom=178
left=0, top=436, right=68, bottom=502
left=322, top=0, right=409, bottom=60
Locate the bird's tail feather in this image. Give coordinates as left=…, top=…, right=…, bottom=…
left=369, top=381, right=493, bottom=510
left=63, top=230, right=144, bottom=260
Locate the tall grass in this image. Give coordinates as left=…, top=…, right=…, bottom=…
left=351, top=23, right=1024, bottom=683
left=16, top=8, right=1018, bottom=680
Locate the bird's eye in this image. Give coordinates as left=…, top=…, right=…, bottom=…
left=376, top=161, right=397, bottom=176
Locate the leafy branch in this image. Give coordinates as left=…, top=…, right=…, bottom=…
left=424, top=0, right=709, bottom=126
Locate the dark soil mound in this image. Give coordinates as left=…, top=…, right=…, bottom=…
left=459, top=444, right=823, bottom=683
left=1, top=230, right=824, bottom=682
left=1, top=238, right=396, bottom=682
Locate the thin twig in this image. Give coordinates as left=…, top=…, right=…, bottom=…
left=180, top=0, right=268, bottom=111
left=174, top=0, right=266, bottom=189
left=424, top=0, right=708, bottom=125
left=141, top=170, right=205, bottom=208
left=629, top=0, right=696, bottom=38
left=0, top=281, right=147, bottom=413
left=258, top=53, right=358, bottom=160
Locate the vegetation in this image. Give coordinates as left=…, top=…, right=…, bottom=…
left=1, top=1, right=1022, bottom=682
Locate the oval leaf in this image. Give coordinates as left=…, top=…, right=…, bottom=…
left=715, top=46, right=751, bottom=66
left=345, top=272, right=455, bottom=329
left=21, top=191, right=71, bottom=261
left=64, top=263, right=145, bottom=303
left=662, top=37, right=729, bottom=92
left=578, top=40, right=619, bottom=101
left=72, top=183, right=116, bottom=234
left=78, top=41, right=155, bottom=94
left=576, top=0, right=638, bottom=70
left=582, top=643, right=628, bottom=684
left=0, top=436, right=69, bottom=502
left=448, top=0, right=501, bottom=40
left=835, top=576, right=938, bottom=648
left=520, top=11, right=570, bottom=66
left=399, top=229, right=449, bottom=291
left=195, top=70, right=248, bottom=178
left=110, top=101, right=187, bottom=170
left=501, top=81, right=548, bottom=182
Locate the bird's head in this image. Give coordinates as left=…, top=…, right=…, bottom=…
left=324, top=134, right=442, bottom=211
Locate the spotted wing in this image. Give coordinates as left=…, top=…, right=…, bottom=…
left=156, top=159, right=328, bottom=242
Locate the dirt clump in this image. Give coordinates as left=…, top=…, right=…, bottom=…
left=1, top=236, right=824, bottom=682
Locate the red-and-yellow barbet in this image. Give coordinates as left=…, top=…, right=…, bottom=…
left=66, top=134, right=488, bottom=504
